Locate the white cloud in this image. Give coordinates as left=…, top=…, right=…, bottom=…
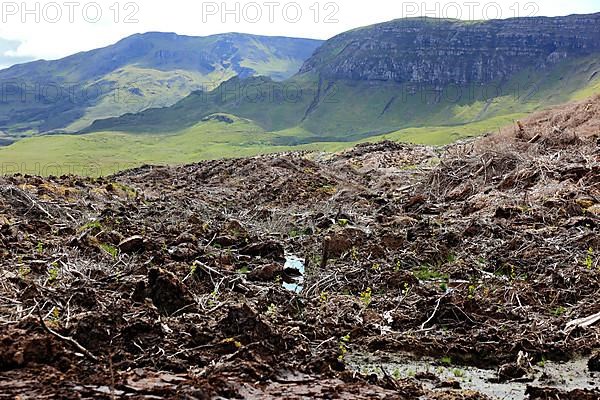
left=0, top=37, right=35, bottom=66
left=0, top=0, right=597, bottom=65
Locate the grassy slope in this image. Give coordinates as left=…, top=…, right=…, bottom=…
left=65, top=66, right=238, bottom=132
left=63, top=35, right=321, bottom=132
left=85, top=55, right=600, bottom=141
left=0, top=33, right=322, bottom=136
left=0, top=111, right=562, bottom=177
left=299, top=56, right=600, bottom=139
left=0, top=116, right=348, bottom=176
left=2, top=56, right=599, bottom=177
left=365, top=114, right=526, bottom=145
left=82, top=74, right=317, bottom=134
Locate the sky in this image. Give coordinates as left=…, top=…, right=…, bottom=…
left=0, top=0, right=598, bottom=68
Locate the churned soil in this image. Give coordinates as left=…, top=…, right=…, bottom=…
left=1, top=96, right=599, bottom=399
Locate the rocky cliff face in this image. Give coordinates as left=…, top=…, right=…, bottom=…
left=300, top=14, right=600, bottom=85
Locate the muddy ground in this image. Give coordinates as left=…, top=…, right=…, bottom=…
left=1, top=97, right=600, bottom=399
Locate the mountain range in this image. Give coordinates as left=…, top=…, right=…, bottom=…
left=1, top=13, right=600, bottom=174
left=0, top=32, right=322, bottom=140
left=85, top=14, right=600, bottom=142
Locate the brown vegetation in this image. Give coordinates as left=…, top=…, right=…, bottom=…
left=1, top=96, right=599, bottom=398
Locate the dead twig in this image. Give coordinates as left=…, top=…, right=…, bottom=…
left=420, top=294, right=447, bottom=331
left=1, top=186, right=54, bottom=219
left=37, top=306, right=99, bottom=362
left=565, top=311, right=600, bottom=330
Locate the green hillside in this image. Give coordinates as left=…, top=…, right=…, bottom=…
left=85, top=55, right=600, bottom=141
left=0, top=115, right=349, bottom=176
left=0, top=107, right=573, bottom=177
left=2, top=54, right=599, bottom=177
left=0, top=32, right=322, bottom=139
left=3, top=14, right=600, bottom=176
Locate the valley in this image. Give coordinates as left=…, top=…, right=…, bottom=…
left=0, top=32, right=322, bottom=139
left=1, top=14, right=600, bottom=175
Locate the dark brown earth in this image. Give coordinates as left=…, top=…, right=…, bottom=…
left=1, top=96, right=599, bottom=399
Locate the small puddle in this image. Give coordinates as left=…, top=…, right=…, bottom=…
left=282, top=256, right=305, bottom=294
left=347, top=352, right=598, bottom=400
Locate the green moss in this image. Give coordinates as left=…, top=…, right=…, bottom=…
left=100, top=243, right=119, bottom=259
left=414, top=265, right=449, bottom=281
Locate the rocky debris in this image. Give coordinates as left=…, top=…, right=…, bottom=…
left=589, top=352, right=600, bottom=372
left=436, top=380, right=461, bottom=390
left=427, top=392, right=491, bottom=400
left=223, top=220, right=249, bottom=237
left=147, top=268, right=194, bottom=315
left=0, top=329, right=59, bottom=369
left=323, top=227, right=368, bottom=258
left=496, top=351, right=533, bottom=382
left=220, top=304, right=273, bottom=341
left=0, top=98, right=599, bottom=398
left=248, top=263, right=283, bottom=282
left=118, top=235, right=145, bottom=253
left=173, top=232, right=197, bottom=245
left=240, top=241, right=285, bottom=261
left=525, top=386, right=600, bottom=400
left=414, top=371, right=440, bottom=383
left=201, top=114, right=234, bottom=124
left=168, top=242, right=200, bottom=261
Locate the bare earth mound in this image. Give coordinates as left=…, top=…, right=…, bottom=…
left=1, top=96, right=599, bottom=399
